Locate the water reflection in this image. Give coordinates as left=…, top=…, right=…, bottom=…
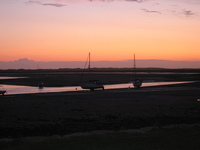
left=104, top=81, right=191, bottom=90
left=0, top=77, right=26, bottom=79
left=2, top=81, right=192, bottom=95
left=3, top=85, right=83, bottom=95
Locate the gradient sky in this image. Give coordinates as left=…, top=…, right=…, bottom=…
left=1, top=0, right=200, bottom=62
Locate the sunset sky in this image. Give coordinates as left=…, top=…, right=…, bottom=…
left=1, top=0, right=200, bottom=62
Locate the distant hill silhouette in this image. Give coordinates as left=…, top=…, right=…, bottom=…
left=0, top=58, right=200, bottom=69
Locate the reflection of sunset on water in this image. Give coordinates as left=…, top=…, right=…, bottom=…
left=3, top=81, right=192, bottom=95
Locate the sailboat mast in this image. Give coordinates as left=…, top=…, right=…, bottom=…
left=88, top=52, right=91, bottom=69
left=134, top=54, right=136, bottom=78
left=134, top=54, right=136, bottom=70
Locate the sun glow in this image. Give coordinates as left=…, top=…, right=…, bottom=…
left=1, top=0, right=200, bottom=64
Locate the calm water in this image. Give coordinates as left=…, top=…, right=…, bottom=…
left=0, top=81, right=192, bottom=95
left=0, top=77, right=26, bottom=79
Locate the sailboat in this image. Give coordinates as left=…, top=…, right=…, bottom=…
left=81, top=53, right=104, bottom=91
left=133, top=54, right=142, bottom=88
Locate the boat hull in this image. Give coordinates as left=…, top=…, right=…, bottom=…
left=81, top=83, right=104, bottom=91
left=133, top=79, right=142, bottom=88
left=0, top=90, right=6, bottom=95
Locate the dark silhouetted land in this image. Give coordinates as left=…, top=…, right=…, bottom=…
left=0, top=68, right=200, bottom=149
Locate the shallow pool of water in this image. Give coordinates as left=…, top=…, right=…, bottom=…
left=1, top=81, right=192, bottom=95
left=0, top=77, right=26, bottom=79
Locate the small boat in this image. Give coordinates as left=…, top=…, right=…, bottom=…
left=133, top=54, right=142, bottom=88
left=81, top=80, right=104, bottom=91
left=38, top=82, right=44, bottom=89
left=81, top=53, right=104, bottom=91
left=133, top=78, right=142, bottom=88
left=0, top=85, right=6, bottom=95
left=0, top=90, right=6, bottom=95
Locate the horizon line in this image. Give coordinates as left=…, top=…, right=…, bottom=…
left=1, top=58, right=200, bottom=62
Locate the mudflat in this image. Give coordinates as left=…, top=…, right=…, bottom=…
left=0, top=68, right=199, bottom=87
left=0, top=69, right=200, bottom=138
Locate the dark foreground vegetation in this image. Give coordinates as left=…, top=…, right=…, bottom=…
left=0, top=68, right=200, bottom=149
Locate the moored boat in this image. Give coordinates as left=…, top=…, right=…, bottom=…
left=81, top=53, right=104, bottom=91
left=0, top=90, right=6, bottom=95
left=133, top=54, right=142, bottom=88
left=133, top=78, right=142, bottom=88
left=81, top=80, right=104, bottom=91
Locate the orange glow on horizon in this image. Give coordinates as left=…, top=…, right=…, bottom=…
left=1, top=0, right=200, bottom=64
